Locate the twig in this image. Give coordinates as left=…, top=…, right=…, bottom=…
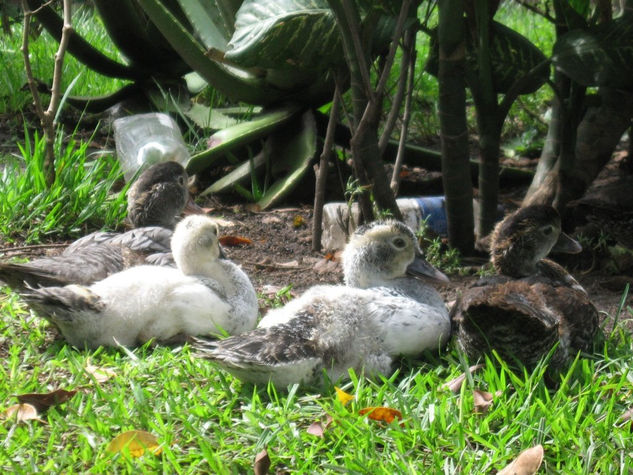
left=0, top=243, right=69, bottom=254
left=514, top=0, right=555, bottom=22
left=390, top=28, right=417, bottom=194
left=312, top=80, right=342, bottom=252
left=241, top=261, right=311, bottom=271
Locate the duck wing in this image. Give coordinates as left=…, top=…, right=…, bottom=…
left=0, top=244, right=126, bottom=291
left=65, top=226, right=172, bottom=255
left=193, top=314, right=325, bottom=386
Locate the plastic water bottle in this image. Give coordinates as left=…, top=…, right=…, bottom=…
left=321, top=196, right=448, bottom=250
left=113, top=113, right=189, bottom=182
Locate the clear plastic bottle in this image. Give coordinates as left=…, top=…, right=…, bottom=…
left=113, top=113, right=189, bottom=182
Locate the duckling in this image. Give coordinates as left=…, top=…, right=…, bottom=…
left=193, top=220, right=450, bottom=386
left=0, top=161, right=200, bottom=291
left=18, top=215, right=258, bottom=349
left=452, top=205, right=599, bottom=369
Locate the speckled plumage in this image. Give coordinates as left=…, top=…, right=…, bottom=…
left=194, top=220, right=451, bottom=386
left=453, top=205, right=598, bottom=370
left=20, top=215, right=258, bottom=349
left=0, top=162, right=193, bottom=291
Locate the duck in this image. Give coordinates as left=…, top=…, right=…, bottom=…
left=193, top=220, right=451, bottom=386
left=0, top=161, right=202, bottom=291
left=452, top=205, right=599, bottom=370
left=18, top=215, right=258, bottom=349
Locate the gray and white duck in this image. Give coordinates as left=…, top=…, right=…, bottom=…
left=193, top=220, right=451, bottom=386
left=0, top=161, right=202, bottom=291
left=19, top=215, right=258, bottom=349
left=452, top=205, right=599, bottom=369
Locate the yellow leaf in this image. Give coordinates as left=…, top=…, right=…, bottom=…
left=293, top=215, right=305, bottom=228
left=1, top=403, right=45, bottom=424
left=85, top=362, right=117, bottom=384
left=334, top=386, right=354, bottom=406
left=497, top=444, right=544, bottom=475
left=106, top=430, right=162, bottom=457
left=359, top=406, right=403, bottom=424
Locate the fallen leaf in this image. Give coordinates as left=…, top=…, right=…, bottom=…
left=85, top=362, right=117, bottom=383
left=1, top=403, right=45, bottom=423
left=106, top=430, right=162, bottom=457
left=441, top=364, right=484, bottom=393
left=335, top=386, right=354, bottom=406
left=293, top=215, right=306, bottom=228
left=497, top=444, right=544, bottom=475
left=359, top=407, right=403, bottom=424
left=219, top=235, right=252, bottom=246
left=254, top=448, right=270, bottom=475
left=17, top=388, right=77, bottom=413
left=472, top=389, right=502, bottom=414
left=306, top=414, right=333, bottom=438
left=313, top=258, right=340, bottom=274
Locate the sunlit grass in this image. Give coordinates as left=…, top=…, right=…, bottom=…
left=0, top=128, right=126, bottom=243
left=0, top=286, right=631, bottom=472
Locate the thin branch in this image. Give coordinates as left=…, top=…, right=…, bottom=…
left=340, top=0, right=374, bottom=101
left=45, top=0, right=73, bottom=123
left=390, top=29, right=417, bottom=194
left=498, top=58, right=551, bottom=125
left=21, top=1, right=45, bottom=120
left=312, top=80, right=342, bottom=252
left=379, top=29, right=413, bottom=155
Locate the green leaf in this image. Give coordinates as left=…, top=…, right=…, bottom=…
left=255, top=109, right=317, bottom=210
left=226, top=0, right=343, bottom=70
left=184, top=103, right=241, bottom=130
left=186, top=104, right=301, bottom=174
left=426, top=21, right=548, bottom=95
left=202, top=151, right=268, bottom=196
left=176, top=0, right=241, bottom=50
left=552, top=18, right=633, bottom=88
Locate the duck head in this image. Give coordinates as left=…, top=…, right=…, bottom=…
left=126, top=161, right=203, bottom=228
left=342, top=220, right=448, bottom=288
left=171, top=215, right=223, bottom=275
left=491, top=205, right=581, bottom=277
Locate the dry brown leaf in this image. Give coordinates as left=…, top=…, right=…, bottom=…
left=306, top=414, right=333, bottom=438
left=335, top=386, right=354, bottom=406
left=106, top=430, right=162, bottom=457
left=472, top=389, right=494, bottom=414
left=219, top=235, right=252, bottom=246
left=441, top=364, right=484, bottom=393
left=1, top=403, right=45, bottom=423
left=254, top=448, right=270, bottom=475
left=359, top=407, right=403, bottom=425
left=497, top=444, right=544, bottom=475
left=16, top=388, right=77, bottom=413
left=85, top=362, right=117, bottom=383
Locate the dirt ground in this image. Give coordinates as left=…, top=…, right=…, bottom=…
left=200, top=196, right=633, bottom=323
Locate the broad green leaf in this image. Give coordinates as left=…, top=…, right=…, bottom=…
left=187, top=104, right=301, bottom=174
left=254, top=109, right=317, bottom=210
left=203, top=151, right=267, bottom=195
left=226, top=0, right=343, bottom=70
left=176, top=0, right=241, bottom=50
left=426, top=21, right=549, bottom=95
left=552, top=18, right=633, bottom=88
left=184, top=103, right=241, bottom=129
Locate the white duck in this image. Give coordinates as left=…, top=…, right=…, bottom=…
left=0, top=161, right=202, bottom=291
left=20, top=215, right=258, bottom=349
left=193, top=220, right=450, bottom=386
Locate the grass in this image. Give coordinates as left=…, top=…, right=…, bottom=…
left=0, top=128, right=126, bottom=244
left=0, top=6, right=129, bottom=115
left=0, top=286, right=632, bottom=472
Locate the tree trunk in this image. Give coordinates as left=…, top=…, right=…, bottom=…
left=438, top=0, right=474, bottom=254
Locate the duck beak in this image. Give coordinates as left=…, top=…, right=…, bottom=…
left=183, top=197, right=206, bottom=216
left=407, top=256, right=450, bottom=283
left=551, top=232, right=582, bottom=254
left=218, top=244, right=228, bottom=260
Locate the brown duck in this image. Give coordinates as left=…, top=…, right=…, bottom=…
left=0, top=161, right=202, bottom=291
left=452, top=205, right=599, bottom=369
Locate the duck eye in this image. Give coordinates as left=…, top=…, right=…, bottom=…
left=392, top=237, right=407, bottom=249
left=541, top=225, right=554, bottom=236
left=178, top=175, right=186, bottom=186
